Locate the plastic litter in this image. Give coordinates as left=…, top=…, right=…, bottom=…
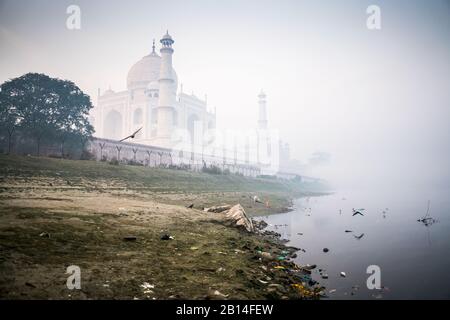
left=160, top=234, right=174, bottom=240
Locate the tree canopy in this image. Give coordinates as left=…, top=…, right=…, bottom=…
left=0, top=73, right=94, bottom=156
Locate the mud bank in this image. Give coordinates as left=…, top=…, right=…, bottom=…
left=0, top=155, right=328, bottom=299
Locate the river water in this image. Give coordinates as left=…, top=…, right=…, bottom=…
left=257, top=187, right=450, bottom=299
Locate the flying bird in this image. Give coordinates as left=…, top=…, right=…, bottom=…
left=354, top=233, right=365, bottom=240
left=119, top=127, right=143, bottom=142
left=352, top=208, right=364, bottom=216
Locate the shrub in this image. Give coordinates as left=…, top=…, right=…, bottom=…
left=202, top=164, right=223, bottom=175
left=109, top=157, right=119, bottom=165
left=80, top=150, right=95, bottom=160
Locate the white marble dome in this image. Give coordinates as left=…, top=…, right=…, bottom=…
left=147, top=80, right=159, bottom=91
left=127, top=51, right=178, bottom=91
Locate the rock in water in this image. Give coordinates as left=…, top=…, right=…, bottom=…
left=223, top=204, right=254, bottom=232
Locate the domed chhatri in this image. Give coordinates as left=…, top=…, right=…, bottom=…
left=160, top=30, right=174, bottom=46
left=126, top=38, right=178, bottom=91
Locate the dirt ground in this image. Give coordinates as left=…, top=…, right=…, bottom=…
left=0, top=155, right=327, bottom=300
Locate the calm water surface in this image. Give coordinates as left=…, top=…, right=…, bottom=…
left=257, top=187, right=450, bottom=299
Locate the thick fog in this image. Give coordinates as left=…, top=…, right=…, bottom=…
left=1, top=0, right=449, bottom=190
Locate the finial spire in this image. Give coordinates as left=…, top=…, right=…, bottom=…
left=152, top=39, right=156, bottom=53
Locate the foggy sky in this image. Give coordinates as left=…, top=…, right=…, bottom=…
left=1, top=0, right=449, bottom=189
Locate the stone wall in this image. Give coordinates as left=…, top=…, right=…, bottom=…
left=86, top=137, right=261, bottom=177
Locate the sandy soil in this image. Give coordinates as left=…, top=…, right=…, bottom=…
left=0, top=156, right=326, bottom=300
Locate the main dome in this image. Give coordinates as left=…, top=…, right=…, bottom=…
left=126, top=51, right=178, bottom=90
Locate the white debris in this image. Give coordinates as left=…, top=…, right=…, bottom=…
left=223, top=204, right=255, bottom=232
left=213, top=290, right=229, bottom=298
left=140, top=282, right=155, bottom=295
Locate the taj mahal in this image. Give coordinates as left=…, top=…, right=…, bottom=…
left=92, top=32, right=215, bottom=149
left=88, top=32, right=299, bottom=178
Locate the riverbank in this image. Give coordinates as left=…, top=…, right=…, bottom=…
left=0, top=155, right=328, bottom=299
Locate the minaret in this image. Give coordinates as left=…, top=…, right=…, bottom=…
left=257, top=90, right=270, bottom=165
left=258, top=90, right=268, bottom=130
left=155, top=31, right=176, bottom=146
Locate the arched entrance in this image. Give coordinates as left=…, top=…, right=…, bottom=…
left=104, top=110, right=123, bottom=140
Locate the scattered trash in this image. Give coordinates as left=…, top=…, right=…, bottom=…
left=186, top=203, right=194, bottom=209
left=123, top=236, right=137, bottom=241
left=258, top=251, right=273, bottom=260
left=345, top=230, right=353, bottom=233
left=417, top=200, right=438, bottom=226
left=321, top=273, right=329, bottom=279
left=25, top=282, right=36, bottom=288
left=304, top=264, right=317, bottom=271
left=213, top=290, right=228, bottom=298
left=39, top=232, right=50, bottom=238
left=258, top=279, right=268, bottom=284
left=268, top=284, right=284, bottom=289
left=291, top=283, right=322, bottom=299
left=297, top=232, right=303, bottom=235
left=216, top=267, right=225, bottom=273
left=190, top=246, right=199, bottom=251
left=340, top=272, right=346, bottom=277
left=160, top=234, right=174, bottom=240
left=329, top=289, right=337, bottom=294
left=140, top=282, right=155, bottom=295
left=323, top=248, right=329, bottom=253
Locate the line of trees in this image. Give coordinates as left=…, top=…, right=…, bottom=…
left=0, top=73, right=94, bottom=158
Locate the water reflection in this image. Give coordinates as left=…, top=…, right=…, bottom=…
left=257, top=188, right=450, bottom=299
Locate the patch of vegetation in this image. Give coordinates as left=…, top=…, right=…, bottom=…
left=0, top=154, right=329, bottom=195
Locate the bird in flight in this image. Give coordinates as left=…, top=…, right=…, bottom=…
left=119, top=127, right=143, bottom=142
left=353, top=233, right=365, bottom=240
left=352, top=208, right=364, bottom=216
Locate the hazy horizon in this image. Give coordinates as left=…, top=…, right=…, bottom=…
left=1, top=0, right=449, bottom=189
